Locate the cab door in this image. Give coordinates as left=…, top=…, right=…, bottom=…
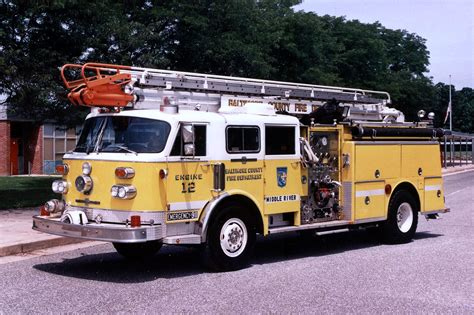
left=166, top=123, right=213, bottom=223
left=263, top=125, right=302, bottom=221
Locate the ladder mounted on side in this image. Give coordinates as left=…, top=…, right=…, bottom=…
left=60, top=62, right=401, bottom=122
left=61, top=63, right=389, bottom=105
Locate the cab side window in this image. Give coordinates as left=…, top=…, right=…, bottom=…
left=226, top=126, right=260, bottom=153
left=265, top=126, right=295, bottom=155
left=170, top=125, right=206, bottom=156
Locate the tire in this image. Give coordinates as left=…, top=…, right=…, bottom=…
left=381, top=190, right=418, bottom=244
left=202, top=204, right=256, bottom=271
left=113, top=241, right=162, bottom=259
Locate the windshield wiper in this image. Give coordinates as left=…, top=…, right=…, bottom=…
left=115, top=145, right=138, bottom=155
left=86, top=144, right=94, bottom=154
left=101, top=144, right=138, bottom=154
left=93, top=119, right=108, bottom=154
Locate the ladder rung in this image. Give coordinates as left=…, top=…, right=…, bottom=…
left=141, top=75, right=386, bottom=104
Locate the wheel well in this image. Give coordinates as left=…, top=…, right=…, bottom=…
left=392, top=182, right=420, bottom=212
left=211, top=195, right=264, bottom=234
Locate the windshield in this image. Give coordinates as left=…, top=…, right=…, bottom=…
left=75, top=116, right=171, bottom=154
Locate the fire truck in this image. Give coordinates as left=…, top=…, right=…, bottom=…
left=33, top=63, right=448, bottom=271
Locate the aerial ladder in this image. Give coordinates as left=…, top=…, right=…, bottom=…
left=61, top=62, right=406, bottom=124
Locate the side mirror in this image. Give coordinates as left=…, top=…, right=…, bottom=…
left=182, top=125, right=194, bottom=143
left=181, top=124, right=195, bottom=156
left=184, top=143, right=195, bottom=156
left=213, top=163, right=225, bottom=191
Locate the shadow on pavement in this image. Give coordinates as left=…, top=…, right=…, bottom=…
left=252, top=229, right=380, bottom=266
left=33, top=229, right=442, bottom=283
left=413, top=231, right=444, bottom=240
left=33, top=245, right=205, bottom=283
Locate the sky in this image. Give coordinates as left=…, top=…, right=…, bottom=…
left=294, top=0, right=473, bottom=89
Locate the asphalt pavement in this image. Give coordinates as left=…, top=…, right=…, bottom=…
left=0, top=169, right=473, bottom=313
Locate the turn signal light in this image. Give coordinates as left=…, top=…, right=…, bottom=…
left=115, top=167, right=135, bottom=179
left=55, top=164, right=69, bottom=175
left=40, top=205, right=49, bottom=216
left=385, top=184, right=392, bottom=195
left=159, top=169, right=168, bottom=179
left=130, top=215, right=141, bottom=227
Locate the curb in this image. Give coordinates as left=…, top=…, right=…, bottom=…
left=442, top=166, right=474, bottom=176
left=0, top=237, right=89, bottom=257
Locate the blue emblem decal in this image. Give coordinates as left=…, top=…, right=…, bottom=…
left=277, top=167, right=287, bottom=188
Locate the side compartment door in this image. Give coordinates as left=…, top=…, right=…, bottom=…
left=354, top=144, right=401, bottom=221
left=424, top=177, right=445, bottom=212
left=263, top=125, right=302, bottom=221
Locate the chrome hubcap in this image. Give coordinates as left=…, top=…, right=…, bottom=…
left=220, top=218, right=248, bottom=257
left=397, top=202, right=413, bottom=233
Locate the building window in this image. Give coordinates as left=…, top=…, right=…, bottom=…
left=226, top=126, right=260, bottom=153
left=265, top=126, right=295, bottom=155
left=43, top=124, right=79, bottom=174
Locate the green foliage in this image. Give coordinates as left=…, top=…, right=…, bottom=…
left=0, top=176, right=60, bottom=209
left=0, top=0, right=472, bottom=132
left=452, top=88, right=474, bottom=133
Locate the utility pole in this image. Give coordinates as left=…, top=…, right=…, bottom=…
left=449, top=75, right=452, bottom=131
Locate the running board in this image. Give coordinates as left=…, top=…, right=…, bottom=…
left=316, top=228, right=350, bottom=236
left=162, top=234, right=201, bottom=245
left=268, top=220, right=352, bottom=234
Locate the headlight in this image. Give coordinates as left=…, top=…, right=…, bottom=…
left=75, top=175, right=93, bottom=193
left=111, top=185, right=137, bottom=199
left=55, top=164, right=69, bottom=175
left=111, top=185, right=119, bottom=197
left=52, top=180, right=68, bottom=194
left=118, top=186, right=126, bottom=198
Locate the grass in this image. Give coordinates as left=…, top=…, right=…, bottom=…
left=0, top=176, right=61, bottom=209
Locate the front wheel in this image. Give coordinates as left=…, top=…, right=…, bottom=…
left=113, top=241, right=162, bottom=260
left=381, top=190, right=418, bottom=244
left=202, top=205, right=256, bottom=271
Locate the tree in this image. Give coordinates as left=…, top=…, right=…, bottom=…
left=1, top=0, right=471, bottom=132
left=452, top=87, right=474, bottom=133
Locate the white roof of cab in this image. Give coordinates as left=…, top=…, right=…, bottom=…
left=86, top=108, right=299, bottom=126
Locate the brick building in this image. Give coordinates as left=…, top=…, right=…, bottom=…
left=0, top=104, right=78, bottom=176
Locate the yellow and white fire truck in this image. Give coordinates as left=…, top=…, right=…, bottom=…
left=33, top=63, right=448, bottom=270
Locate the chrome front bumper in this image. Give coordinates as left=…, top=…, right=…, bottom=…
left=32, top=215, right=163, bottom=243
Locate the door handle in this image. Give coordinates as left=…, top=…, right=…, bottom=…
left=230, top=156, right=257, bottom=164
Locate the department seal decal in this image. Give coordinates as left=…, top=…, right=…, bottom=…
left=277, top=167, right=287, bottom=187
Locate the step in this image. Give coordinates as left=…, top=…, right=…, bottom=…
left=268, top=220, right=351, bottom=234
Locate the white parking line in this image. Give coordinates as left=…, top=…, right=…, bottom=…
left=446, top=187, right=472, bottom=197
left=443, top=168, right=474, bottom=177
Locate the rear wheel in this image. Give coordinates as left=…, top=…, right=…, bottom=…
left=202, top=204, right=256, bottom=271
left=113, top=241, right=162, bottom=259
left=381, top=190, right=418, bottom=244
